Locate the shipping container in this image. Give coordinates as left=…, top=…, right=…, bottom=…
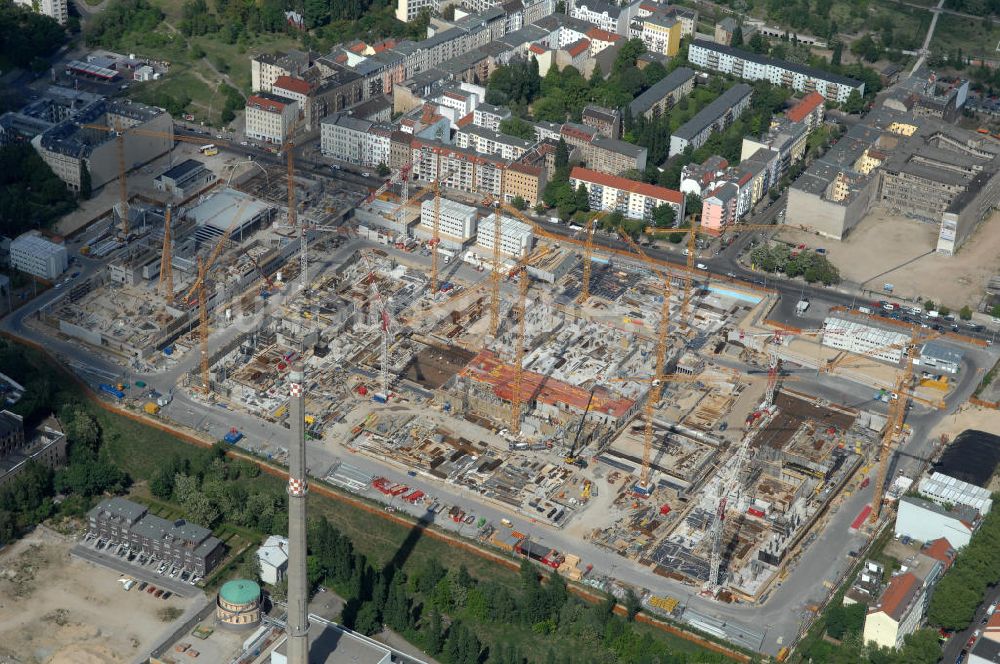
left=99, top=384, right=125, bottom=399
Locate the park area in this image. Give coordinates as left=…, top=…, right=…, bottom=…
left=777, top=209, right=1000, bottom=309
left=0, top=525, right=198, bottom=664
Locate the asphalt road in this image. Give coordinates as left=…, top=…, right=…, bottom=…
left=71, top=544, right=198, bottom=597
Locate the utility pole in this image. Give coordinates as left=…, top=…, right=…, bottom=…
left=286, top=364, right=309, bottom=664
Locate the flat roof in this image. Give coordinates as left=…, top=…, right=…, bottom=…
left=188, top=188, right=273, bottom=234
left=920, top=340, right=964, bottom=364
left=157, top=158, right=206, bottom=182
left=629, top=67, right=696, bottom=116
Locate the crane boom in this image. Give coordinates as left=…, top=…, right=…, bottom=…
left=158, top=204, right=173, bottom=301
left=510, top=273, right=530, bottom=433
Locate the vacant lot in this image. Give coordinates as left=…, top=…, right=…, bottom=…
left=0, top=526, right=198, bottom=664
left=778, top=209, right=1000, bottom=308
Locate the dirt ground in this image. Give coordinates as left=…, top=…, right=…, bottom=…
left=777, top=208, right=1000, bottom=307
left=0, top=526, right=196, bottom=664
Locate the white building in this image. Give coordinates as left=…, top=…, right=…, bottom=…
left=569, top=166, right=684, bottom=223
left=476, top=215, right=533, bottom=258
left=472, top=103, right=511, bottom=131
left=569, top=0, right=642, bottom=36
left=320, top=114, right=392, bottom=167
left=10, top=232, right=68, bottom=280
left=455, top=125, right=535, bottom=161
left=894, top=495, right=978, bottom=549
left=822, top=316, right=910, bottom=365
left=687, top=40, right=864, bottom=104
left=256, top=535, right=289, bottom=585
left=245, top=93, right=298, bottom=145
left=917, top=340, right=964, bottom=375
left=418, top=198, right=477, bottom=248
left=919, top=473, right=992, bottom=516
left=13, top=0, right=68, bottom=24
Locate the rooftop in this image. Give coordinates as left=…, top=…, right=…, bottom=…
left=690, top=39, right=865, bottom=88
left=628, top=67, right=696, bottom=116
left=920, top=340, right=965, bottom=365
left=870, top=572, right=919, bottom=621
left=157, top=158, right=207, bottom=182
left=672, top=83, right=753, bottom=141
left=88, top=497, right=147, bottom=524
left=900, top=494, right=979, bottom=527
left=919, top=472, right=992, bottom=514
left=590, top=136, right=646, bottom=158
left=247, top=93, right=295, bottom=113
left=786, top=92, right=825, bottom=123
left=921, top=538, right=956, bottom=568
left=570, top=166, right=683, bottom=203
left=972, top=637, right=1000, bottom=663
left=187, top=188, right=273, bottom=235
left=219, top=579, right=261, bottom=606
left=272, top=75, right=311, bottom=95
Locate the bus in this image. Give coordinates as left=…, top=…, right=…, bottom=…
left=199, top=144, right=218, bottom=156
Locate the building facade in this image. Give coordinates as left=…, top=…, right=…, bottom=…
left=0, top=414, right=66, bottom=488
left=250, top=50, right=312, bottom=93
left=570, top=166, right=684, bottom=222
left=88, top=498, right=225, bottom=576
left=863, top=572, right=923, bottom=649
left=152, top=159, right=216, bottom=199
left=256, top=534, right=289, bottom=585
left=895, top=496, right=978, bottom=549
left=245, top=93, right=298, bottom=144
left=581, top=137, right=648, bottom=175
left=476, top=215, right=533, bottom=257
left=822, top=316, right=909, bottom=365
left=10, top=232, right=67, bottom=280
left=418, top=198, right=478, bottom=245
left=320, top=114, right=392, bottom=167
left=639, top=13, right=681, bottom=57
left=687, top=40, right=864, bottom=103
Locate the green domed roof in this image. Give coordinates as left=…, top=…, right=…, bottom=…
left=220, top=579, right=260, bottom=605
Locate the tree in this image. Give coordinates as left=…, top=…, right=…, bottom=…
left=623, top=588, right=641, bottom=621
left=425, top=608, right=444, bottom=655
left=748, top=32, right=769, bottom=54
left=730, top=24, right=744, bottom=47
left=938, top=304, right=951, bottom=316
left=376, top=162, right=391, bottom=177
left=960, top=305, right=973, bottom=321
left=499, top=116, right=537, bottom=140
left=353, top=601, right=382, bottom=635
left=511, top=195, right=528, bottom=211
left=555, top=138, right=569, bottom=169
left=651, top=204, right=676, bottom=228
left=924, top=299, right=936, bottom=311
left=991, top=304, right=1000, bottom=319
left=685, top=193, right=702, bottom=219
left=574, top=183, right=590, bottom=213
left=842, top=89, right=864, bottom=114
left=831, top=40, right=843, bottom=67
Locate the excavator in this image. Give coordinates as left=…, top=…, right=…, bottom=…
left=564, top=385, right=598, bottom=468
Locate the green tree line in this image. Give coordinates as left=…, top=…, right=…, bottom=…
left=0, top=144, right=77, bottom=237
left=749, top=242, right=841, bottom=285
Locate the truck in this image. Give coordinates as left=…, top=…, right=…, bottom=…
left=515, top=540, right=563, bottom=568
left=372, top=392, right=388, bottom=404
left=795, top=299, right=809, bottom=315
left=223, top=429, right=244, bottom=444
left=99, top=383, right=125, bottom=399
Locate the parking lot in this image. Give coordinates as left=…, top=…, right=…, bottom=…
left=75, top=530, right=203, bottom=597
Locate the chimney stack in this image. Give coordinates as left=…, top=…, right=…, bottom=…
left=286, top=364, right=309, bottom=663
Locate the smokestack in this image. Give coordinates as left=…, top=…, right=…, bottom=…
left=286, top=364, right=309, bottom=663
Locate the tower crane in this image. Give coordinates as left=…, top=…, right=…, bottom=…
left=360, top=248, right=396, bottom=395
left=578, top=213, right=598, bottom=304
left=363, top=155, right=421, bottom=205
left=617, top=232, right=673, bottom=496
left=707, top=427, right=757, bottom=591
left=489, top=195, right=503, bottom=336
left=181, top=200, right=252, bottom=392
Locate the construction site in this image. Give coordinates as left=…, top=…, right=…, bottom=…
left=34, top=122, right=972, bottom=606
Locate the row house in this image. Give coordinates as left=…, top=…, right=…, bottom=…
left=456, top=124, right=536, bottom=161
left=569, top=166, right=684, bottom=222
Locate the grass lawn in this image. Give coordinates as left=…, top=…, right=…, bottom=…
left=933, top=13, right=1000, bottom=60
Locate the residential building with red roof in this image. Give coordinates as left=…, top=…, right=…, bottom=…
left=585, top=27, right=622, bottom=55
left=786, top=91, right=826, bottom=130
left=570, top=166, right=684, bottom=222
left=864, top=572, right=923, bottom=649
left=245, top=92, right=298, bottom=144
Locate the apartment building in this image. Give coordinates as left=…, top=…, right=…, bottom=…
left=251, top=50, right=312, bottom=93
left=456, top=124, right=535, bottom=161
left=476, top=215, right=534, bottom=257
left=396, top=0, right=437, bottom=22
left=504, top=160, right=547, bottom=205
left=581, top=137, right=648, bottom=175
left=32, top=99, right=173, bottom=192
left=581, top=105, right=622, bottom=139
left=786, top=91, right=826, bottom=130
left=638, top=12, right=682, bottom=57
left=570, top=166, right=684, bottom=222
left=10, top=232, right=68, bottom=280
left=628, top=66, right=696, bottom=120
left=417, top=198, right=478, bottom=248
left=585, top=26, right=623, bottom=55
left=14, top=0, right=68, bottom=24
left=700, top=182, right=739, bottom=234
left=0, top=411, right=24, bottom=459
left=473, top=103, right=512, bottom=131
left=669, top=83, right=753, bottom=157
left=320, top=114, right=392, bottom=167
left=740, top=117, right=809, bottom=180
left=568, top=0, right=642, bottom=36
left=687, top=40, right=864, bottom=103
left=87, top=497, right=225, bottom=576
left=245, top=93, right=298, bottom=144
left=270, top=75, right=310, bottom=126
